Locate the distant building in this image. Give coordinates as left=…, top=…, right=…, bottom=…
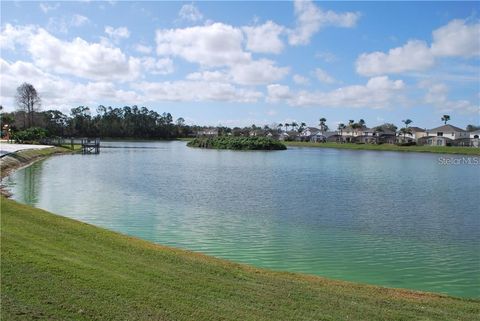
left=419, top=124, right=468, bottom=146
left=196, top=128, right=219, bottom=137
left=425, top=124, right=468, bottom=140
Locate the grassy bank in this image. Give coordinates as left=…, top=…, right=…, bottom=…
left=285, top=141, right=480, bottom=155
left=0, top=146, right=79, bottom=180
left=188, top=136, right=286, bottom=150
left=1, top=198, right=479, bottom=321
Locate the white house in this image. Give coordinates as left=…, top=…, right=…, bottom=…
left=469, top=130, right=480, bottom=139
left=425, top=125, right=468, bottom=140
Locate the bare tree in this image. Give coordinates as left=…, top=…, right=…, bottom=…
left=15, top=83, right=41, bottom=128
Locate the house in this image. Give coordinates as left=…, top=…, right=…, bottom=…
left=417, top=136, right=453, bottom=146
left=419, top=124, right=468, bottom=146
left=410, top=127, right=427, bottom=140
left=249, top=129, right=266, bottom=137
left=469, top=130, right=480, bottom=139
left=300, top=127, right=321, bottom=142
left=279, top=131, right=300, bottom=141
left=196, top=127, right=219, bottom=137
left=425, top=124, right=468, bottom=140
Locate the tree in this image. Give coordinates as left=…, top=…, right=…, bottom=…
left=319, top=118, right=328, bottom=133
left=337, top=123, right=346, bottom=142
left=277, top=123, right=283, bottom=132
left=399, top=127, right=412, bottom=140
left=15, top=83, right=41, bottom=128
left=284, top=123, right=290, bottom=132
left=291, top=122, right=298, bottom=132
left=466, top=124, right=480, bottom=132
left=441, top=115, right=450, bottom=124
left=402, top=119, right=412, bottom=128
left=358, top=119, right=365, bottom=128
left=299, top=122, right=307, bottom=132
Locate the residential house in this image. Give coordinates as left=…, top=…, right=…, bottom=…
left=196, top=127, right=219, bottom=137
left=419, top=124, right=468, bottom=146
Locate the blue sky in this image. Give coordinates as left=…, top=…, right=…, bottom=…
left=1, top=1, right=479, bottom=129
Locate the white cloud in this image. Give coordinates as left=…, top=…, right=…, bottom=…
left=293, top=74, right=309, bottom=85
left=356, top=40, right=434, bottom=76
left=105, top=26, right=130, bottom=42
left=431, top=19, right=480, bottom=57
left=0, top=58, right=140, bottom=108
left=71, top=14, right=90, bottom=27
left=315, top=51, right=337, bottom=63
left=242, top=21, right=285, bottom=54
left=229, top=59, right=289, bottom=85
left=356, top=19, right=480, bottom=77
left=0, top=25, right=141, bottom=81
left=268, top=76, right=405, bottom=109
left=314, top=68, right=335, bottom=84
left=0, top=24, right=35, bottom=50
left=156, top=23, right=250, bottom=67
left=419, top=80, right=478, bottom=115
left=141, top=57, right=174, bottom=75
left=134, top=44, right=153, bottom=54
left=267, top=84, right=293, bottom=103
left=39, top=3, right=59, bottom=14
left=178, top=3, right=203, bottom=22
left=132, top=81, right=262, bottom=103
left=288, top=0, right=360, bottom=45
left=186, top=70, right=231, bottom=82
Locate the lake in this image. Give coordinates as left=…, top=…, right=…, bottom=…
left=4, top=141, right=479, bottom=298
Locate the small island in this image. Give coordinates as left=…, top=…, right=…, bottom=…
left=187, top=136, right=287, bottom=150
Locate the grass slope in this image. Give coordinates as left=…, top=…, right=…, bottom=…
left=285, top=141, right=480, bottom=155
left=2, top=199, right=479, bottom=321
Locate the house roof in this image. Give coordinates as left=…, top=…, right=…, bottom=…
left=409, top=126, right=426, bottom=132
left=428, top=124, right=466, bottom=132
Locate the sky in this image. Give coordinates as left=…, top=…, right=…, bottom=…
left=1, top=1, right=479, bottom=129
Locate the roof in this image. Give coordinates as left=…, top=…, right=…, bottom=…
left=409, top=126, right=426, bottom=132
left=428, top=124, right=466, bottom=132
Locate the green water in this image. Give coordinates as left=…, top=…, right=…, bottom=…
left=4, top=141, right=480, bottom=297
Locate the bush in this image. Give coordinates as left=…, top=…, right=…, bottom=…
left=12, top=127, right=48, bottom=143
left=187, top=136, right=287, bottom=150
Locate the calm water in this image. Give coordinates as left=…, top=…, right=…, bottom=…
left=4, top=141, right=480, bottom=298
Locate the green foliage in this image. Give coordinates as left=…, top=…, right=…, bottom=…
left=12, top=127, right=47, bottom=143
left=188, top=136, right=287, bottom=150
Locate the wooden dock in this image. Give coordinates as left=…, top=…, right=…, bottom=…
left=81, top=138, right=100, bottom=154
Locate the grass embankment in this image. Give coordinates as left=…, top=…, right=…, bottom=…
left=188, top=136, right=287, bottom=150
left=1, top=198, right=479, bottom=321
left=0, top=146, right=79, bottom=180
left=286, top=141, right=480, bottom=155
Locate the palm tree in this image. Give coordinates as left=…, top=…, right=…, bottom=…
left=358, top=119, right=365, bottom=128
left=347, top=120, right=355, bottom=142
left=337, top=123, right=346, bottom=143
left=319, top=117, right=327, bottom=134
left=402, top=119, right=412, bottom=128
left=291, top=122, right=298, bottom=132
left=441, top=115, right=450, bottom=124
left=277, top=123, right=283, bottom=132
left=399, top=127, right=412, bottom=140
left=299, top=122, right=307, bottom=132
left=284, top=123, right=290, bottom=132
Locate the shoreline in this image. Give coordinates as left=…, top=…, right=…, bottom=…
left=1, top=142, right=478, bottom=318
left=0, top=146, right=77, bottom=196
left=2, top=197, right=479, bottom=320
left=285, top=141, right=480, bottom=155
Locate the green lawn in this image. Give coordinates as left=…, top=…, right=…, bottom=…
left=285, top=141, right=480, bottom=155
left=1, top=198, right=479, bottom=321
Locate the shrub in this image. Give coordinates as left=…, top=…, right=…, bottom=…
left=187, top=136, right=287, bottom=150
left=12, top=127, right=48, bottom=143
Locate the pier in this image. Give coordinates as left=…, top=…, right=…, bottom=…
left=81, top=138, right=100, bottom=154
